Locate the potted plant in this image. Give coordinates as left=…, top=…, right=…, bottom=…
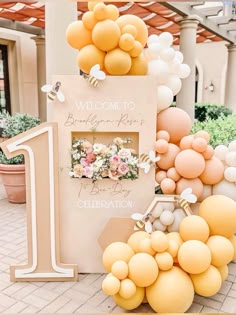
left=0, top=112, right=40, bottom=203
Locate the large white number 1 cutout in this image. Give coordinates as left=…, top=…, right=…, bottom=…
left=1, top=123, right=78, bottom=281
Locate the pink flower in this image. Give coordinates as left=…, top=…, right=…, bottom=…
left=73, top=164, right=84, bottom=178
left=81, top=141, right=92, bottom=151
left=108, top=170, right=120, bottom=180
left=110, top=155, right=121, bottom=164
left=118, top=163, right=129, bottom=175
left=110, top=161, right=118, bottom=171
left=83, top=165, right=92, bottom=177
left=86, top=152, right=96, bottom=163
left=80, top=158, right=89, bottom=167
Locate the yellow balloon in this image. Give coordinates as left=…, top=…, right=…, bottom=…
left=88, top=1, right=103, bottom=11
left=104, top=48, right=131, bottom=75
left=138, top=238, right=156, bottom=255
left=151, top=231, right=169, bottom=253
left=119, top=33, right=135, bottom=51
left=93, top=2, right=107, bottom=21
left=113, top=287, right=144, bottom=310
left=92, top=20, right=121, bottom=52
left=82, top=11, right=97, bottom=30
left=166, top=239, right=179, bottom=258
left=106, top=4, right=119, bottom=21
left=122, top=24, right=138, bottom=38
left=102, top=242, right=134, bottom=272
left=129, top=41, right=143, bottom=57
left=217, top=265, right=229, bottom=281
left=178, top=240, right=211, bottom=274
left=119, top=279, right=137, bottom=299
left=102, top=274, right=120, bottom=295
left=155, top=252, right=173, bottom=271
left=128, top=54, right=148, bottom=75
left=190, top=265, right=222, bottom=297
left=77, top=44, right=105, bottom=74
left=127, top=231, right=150, bottom=253
left=146, top=267, right=194, bottom=313
left=66, top=21, right=92, bottom=50
left=116, top=15, right=148, bottom=47
left=198, top=195, right=236, bottom=238
left=206, top=235, right=234, bottom=267
left=111, top=260, right=129, bottom=280
left=179, top=215, right=210, bottom=242
left=128, top=253, right=159, bottom=287
left=229, top=234, right=236, bottom=260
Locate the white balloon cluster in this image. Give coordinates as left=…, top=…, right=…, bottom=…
left=213, top=140, right=236, bottom=201
left=145, top=32, right=191, bottom=113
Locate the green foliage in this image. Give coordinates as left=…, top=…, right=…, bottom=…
left=195, top=103, right=232, bottom=122
left=192, top=114, right=236, bottom=148
left=0, top=112, right=40, bottom=165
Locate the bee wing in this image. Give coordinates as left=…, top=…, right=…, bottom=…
left=131, top=213, right=143, bottom=220
left=41, top=84, right=52, bottom=92
left=90, top=64, right=106, bottom=80
left=186, top=194, right=197, bottom=203
left=149, top=150, right=160, bottom=163
left=95, top=71, right=106, bottom=80
left=181, top=187, right=193, bottom=198
left=90, top=64, right=100, bottom=76
left=145, top=221, right=153, bottom=234
left=57, top=91, right=65, bottom=102
left=138, top=162, right=150, bottom=174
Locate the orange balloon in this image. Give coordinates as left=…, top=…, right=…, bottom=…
left=82, top=11, right=97, bottom=30
left=129, top=41, right=143, bottom=58
left=194, top=130, right=210, bottom=143
left=119, top=33, right=135, bottom=51
left=179, top=135, right=194, bottom=150
left=155, top=139, right=169, bottom=154
left=66, top=21, right=92, bottom=50
left=92, top=20, right=121, bottom=51
left=157, top=143, right=180, bottom=171
left=176, top=177, right=203, bottom=200
left=77, top=44, right=105, bottom=74
left=175, top=149, right=205, bottom=179
left=202, top=145, right=214, bottom=160
left=106, top=4, right=119, bottom=20
left=116, top=15, right=148, bottom=47
left=192, top=137, right=208, bottom=153
left=93, top=2, right=108, bottom=20
left=122, top=24, right=138, bottom=38
left=160, top=178, right=176, bottom=194
left=157, top=108, right=192, bottom=144
left=155, top=170, right=167, bottom=184
left=128, top=54, right=148, bottom=75
left=105, top=48, right=132, bottom=75
left=156, top=130, right=170, bottom=142
left=167, top=167, right=181, bottom=182
left=199, top=157, right=224, bottom=185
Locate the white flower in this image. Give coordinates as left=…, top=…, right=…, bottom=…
left=110, top=144, right=118, bottom=153
left=118, top=148, right=131, bottom=159
left=69, top=171, right=74, bottom=177
left=73, top=152, right=80, bottom=160
left=93, top=143, right=106, bottom=154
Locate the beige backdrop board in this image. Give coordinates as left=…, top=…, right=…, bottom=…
left=49, top=76, right=157, bottom=272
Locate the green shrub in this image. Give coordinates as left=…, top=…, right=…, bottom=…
left=192, top=114, right=236, bottom=148
left=195, top=103, right=232, bottom=122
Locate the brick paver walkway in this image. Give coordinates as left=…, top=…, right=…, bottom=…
left=0, top=182, right=236, bottom=313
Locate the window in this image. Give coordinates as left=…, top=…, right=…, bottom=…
left=0, top=45, right=11, bottom=113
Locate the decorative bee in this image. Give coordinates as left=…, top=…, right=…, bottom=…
left=82, top=64, right=106, bottom=87
left=138, top=150, right=160, bottom=174
left=175, top=188, right=197, bottom=216
left=131, top=212, right=153, bottom=233
left=41, top=81, right=65, bottom=103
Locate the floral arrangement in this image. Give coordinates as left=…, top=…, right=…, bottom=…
left=69, top=137, right=139, bottom=182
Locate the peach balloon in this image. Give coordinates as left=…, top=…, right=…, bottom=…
left=179, top=135, right=194, bottom=150
left=92, top=20, right=121, bottom=51
left=198, top=184, right=212, bottom=202
left=119, top=33, right=135, bottom=51
left=179, top=215, right=210, bottom=242
left=175, top=149, right=205, bottom=179
left=206, top=235, right=234, bottom=267
left=88, top=1, right=103, bottom=11
left=128, top=54, right=148, bottom=75
left=166, top=232, right=183, bottom=247
left=202, top=145, right=214, bottom=160
left=156, top=130, right=170, bottom=142
left=229, top=235, right=236, bottom=260
left=116, top=15, right=148, bottom=47
left=122, top=24, right=138, bottom=38
left=104, top=48, right=132, bottom=75
left=199, top=157, right=224, bottom=185
left=157, top=143, right=180, bottom=170
left=155, top=170, right=167, bottom=184
left=192, top=137, right=208, bottom=153
left=127, top=231, right=150, bottom=253
left=157, top=107, right=192, bottom=144
left=82, top=11, right=97, bottom=30
left=155, top=139, right=169, bottom=154
left=167, top=167, right=181, bottom=182
left=106, top=4, right=119, bottom=21
left=160, top=178, right=176, bottom=194
left=194, top=130, right=210, bottom=143
left=217, top=265, right=229, bottom=281
left=176, top=177, right=203, bottom=200
left=66, top=21, right=92, bottom=50
left=77, top=44, right=105, bottom=74
left=138, top=238, right=156, bottom=256
left=93, top=2, right=107, bottom=20
left=129, top=41, right=143, bottom=58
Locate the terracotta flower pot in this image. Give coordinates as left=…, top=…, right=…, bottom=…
left=0, top=164, right=26, bottom=204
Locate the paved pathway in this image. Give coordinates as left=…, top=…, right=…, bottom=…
left=0, top=183, right=236, bottom=313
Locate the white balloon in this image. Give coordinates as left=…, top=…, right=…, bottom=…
left=157, top=85, right=173, bottom=113
left=213, top=180, right=236, bottom=201
left=225, top=151, right=236, bottom=166
left=152, top=204, right=163, bottom=218
left=169, top=58, right=181, bottom=75
left=198, top=185, right=212, bottom=202
left=159, top=32, right=173, bottom=47
left=148, top=42, right=162, bottom=59
left=147, top=34, right=159, bottom=47
left=166, top=74, right=182, bottom=96
left=224, top=167, right=236, bottom=182
left=174, top=51, right=184, bottom=63
left=214, top=144, right=229, bottom=161
left=143, top=48, right=152, bottom=62
left=178, top=63, right=191, bottom=79
left=158, top=202, right=175, bottom=212
left=167, top=208, right=186, bottom=232
left=228, top=140, right=236, bottom=152
left=148, top=60, right=169, bottom=84
left=159, top=47, right=175, bottom=62
left=160, top=210, right=174, bottom=226
left=153, top=218, right=167, bottom=232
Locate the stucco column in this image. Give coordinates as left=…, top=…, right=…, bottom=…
left=45, top=0, right=78, bottom=120
left=224, top=44, right=236, bottom=111
left=176, top=15, right=200, bottom=121
left=32, top=35, right=46, bottom=122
